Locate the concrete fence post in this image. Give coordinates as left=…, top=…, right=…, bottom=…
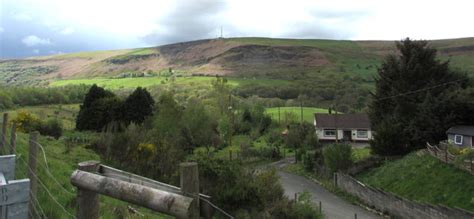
left=333, top=172, right=338, bottom=187
left=9, top=123, right=16, bottom=155
left=28, top=131, right=39, bottom=217
left=76, top=160, right=100, bottom=219
left=180, top=162, right=200, bottom=219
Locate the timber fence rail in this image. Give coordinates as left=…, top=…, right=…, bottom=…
left=426, top=142, right=474, bottom=175
left=71, top=161, right=233, bottom=219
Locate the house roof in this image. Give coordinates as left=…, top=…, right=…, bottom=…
left=446, top=126, right=474, bottom=136
left=314, top=113, right=371, bottom=129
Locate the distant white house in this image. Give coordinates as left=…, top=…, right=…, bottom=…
left=314, top=113, right=373, bottom=142
left=446, top=126, right=474, bottom=148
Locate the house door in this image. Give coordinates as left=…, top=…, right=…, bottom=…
left=343, top=130, right=352, bottom=142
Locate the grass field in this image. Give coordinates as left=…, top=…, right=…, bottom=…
left=8, top=131, right=168, bottom=218
left=266, top=107, right=329, bottom=123
left=2, top=104, right=79, bottom=130
left=49, top=76, right=290, bottom=89
left=357, top=152, right=474, bottom=211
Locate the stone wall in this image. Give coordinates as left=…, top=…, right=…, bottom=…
left=335, top=173, right=474, bottom=219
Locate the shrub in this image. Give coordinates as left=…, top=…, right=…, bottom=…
left=38, top=119, right=63, bottom=139
left=289, top=192, right=321, bottom=219
left=11, top=111, right=42, bottom=133
left=323, top=143, right=353, bottom=172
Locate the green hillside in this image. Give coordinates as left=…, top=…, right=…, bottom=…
left=2, top=37, right=473, bottom=87
left=357, top=152, right=474, bottom=211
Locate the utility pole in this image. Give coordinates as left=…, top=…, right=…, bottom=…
left=228, top=94, right=233, bottom=147
left=278, top=106, right=281, bottom=125
left=334, top=106, right=339, bottom=143
left=300, top=101, right=303, bottom=124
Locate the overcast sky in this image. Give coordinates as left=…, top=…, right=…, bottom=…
left=1, top=0, right=473, bottom=58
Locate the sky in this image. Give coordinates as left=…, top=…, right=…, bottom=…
left=1, top=0, right=474, bottom=58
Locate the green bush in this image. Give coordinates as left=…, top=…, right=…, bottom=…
left=323, top=143, right=353, bottom=172
left=38, top=119, right=63, bottom=139
left=303, top=152, right=314, bottom=171
left=11, top=111, right=63, bottom=139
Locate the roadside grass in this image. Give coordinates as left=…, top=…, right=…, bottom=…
left=265, top=107, right=329, bottom=123
left=9, top=132, right=168, bottom=218
left=2, top=104, right=79, bottom=130
left=353, top=147, right=372, bottom=162
left=357, top=152, right=474, bottom=212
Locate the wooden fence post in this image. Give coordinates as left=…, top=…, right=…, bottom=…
left=9, top=123, right=16, bottom=155
left=229, top=150, right=233, bottom=161
left=180, top=162, right=200, bottom=219
left=445, top=149, right=448, bottom=163
left=28, top=131, right=39, bottom=217
left=76, top=161, right=100, bottom=219
left=319, top=201, right=322, bottom=214
left=1, top=113, right=8, bottom=154
left=471, top=157, right=473, bottom=174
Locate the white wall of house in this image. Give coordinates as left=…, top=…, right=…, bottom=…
left=316, top=128, right=372, bottom=141
left=317, top=129, right=344, bottom=140
left=351, top=129, right=373, bottom=141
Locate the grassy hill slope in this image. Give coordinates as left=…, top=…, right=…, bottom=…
left=2, top=37, right=473, bottom=86
left=357, top=151, right=474, bottom=212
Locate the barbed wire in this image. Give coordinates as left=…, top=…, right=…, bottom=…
left=30, top=190, right=47, bottom=218
left=5, top=136, right=76, bottom=196
left=16, top=155, right=76, bottom=218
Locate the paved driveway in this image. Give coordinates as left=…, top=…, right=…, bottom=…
left=267, top=159, right=381, bottom=219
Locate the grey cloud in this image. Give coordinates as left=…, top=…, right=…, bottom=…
left=142, top=0, right=227, bottom=45
left=22, top=35, right=52, bottom=47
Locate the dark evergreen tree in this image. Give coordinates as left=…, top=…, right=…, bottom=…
left=76, top=84, right=118, bottom=131
left=369, top=38, right=472, bottom=155
left=122, top=87, right=155, bottom=125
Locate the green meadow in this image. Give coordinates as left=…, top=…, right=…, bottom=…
left=49, top=76, right=290, bottom=89
left=265, top=107, right=329, bottom=123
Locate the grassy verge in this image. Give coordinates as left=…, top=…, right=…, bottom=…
left=357, top=151, right=474, bottom=212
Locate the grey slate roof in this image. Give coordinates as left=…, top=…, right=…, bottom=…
left=314, top=113, right=371, bottom=129
left=446, top=126, right=474, bottom=136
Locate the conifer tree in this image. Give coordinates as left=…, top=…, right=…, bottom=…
left=369, top=38, right=472, bottom=155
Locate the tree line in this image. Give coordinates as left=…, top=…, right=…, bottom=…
left=0, top=85, right=89, bottom=110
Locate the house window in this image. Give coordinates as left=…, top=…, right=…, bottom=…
left=454, top=135, right=463, bottom=145
left=357, top=129, right=368, bottom=138
left=324, top=129, right=336, bottom=137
